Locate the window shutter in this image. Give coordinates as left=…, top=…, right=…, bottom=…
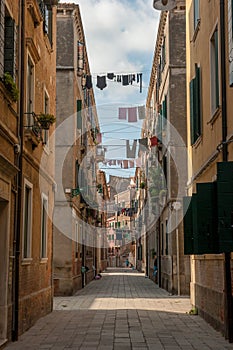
left=194, top=65, right=201, bottom=139
left=183, top=196, right=194, bottom=255
left=48, top=8, right=53, bottom=45
left=77, top=99, right=82, bottom=129
left=195, top=183, right=218, bottom=254
left=217, top=162, right=233, bottom=253
left=0, top=1, right=5, bottom=77
left=162, top=95, right=167, bottom=130
left=4, top=16, right=16, bottom=79
left=214, top=29, right=219, bottom=107
left=189, top=79, right=195, bottom=145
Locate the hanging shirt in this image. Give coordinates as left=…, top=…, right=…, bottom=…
left=138, top=138, right=148, bottom=154
left=150, top=136, right=158, bottom=147
left=138, top=105, right=145, bottom=120
left=126, top=140, right=137, bottom=158
left=85, top=75, right=92, bottom=89
left=122, top=75, right=129, bottom=86
left=128, top=107, right=137, bottom=122
left=119, top=107, right=127, bottom=120
left=96, top=75, right=107, bottom=90
left=107, top=73, right=115, bottom=80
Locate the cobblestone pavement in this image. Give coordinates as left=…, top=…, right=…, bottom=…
left=5, top=268, right=233, bottom=350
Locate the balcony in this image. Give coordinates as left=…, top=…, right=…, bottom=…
left=24, top=112, right=42, bottom=149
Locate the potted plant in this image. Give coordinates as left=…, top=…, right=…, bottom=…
left=140, top=182, right=146, bottom=189
left=37, top=113, right=56, bottom=129
left=1, top=72, right=19, bottom=102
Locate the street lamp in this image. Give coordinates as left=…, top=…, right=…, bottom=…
left=153, top=0, right=177, bottom=11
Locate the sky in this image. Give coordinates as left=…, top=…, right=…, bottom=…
left=60, top=0, right=160, bottom=178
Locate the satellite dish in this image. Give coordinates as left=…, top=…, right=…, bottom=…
left=153, top=0, right=177, bottom=11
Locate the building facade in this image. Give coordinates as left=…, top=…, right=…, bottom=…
left=54, top=3, right=106, bottom=295
left=185, top=0, right=233, bottom=340
left=145, top=1, right=190, bottom=294
left=0, top=0, right=57, bottom=344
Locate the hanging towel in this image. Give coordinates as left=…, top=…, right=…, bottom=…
left=150, top=136, right=158, bottom=147
left=138, top=105, right=145, bottom=120
left=123, top=160, right=128, bottom=169
left=107, top=73, right=115, bottom=80
left=129, top=160, right=135, bottom=168
left=128, top=107, right=137, bottom=122
left=96, top=75, right=107, bottom=90
left=122, top=75, right=129, bottom=86
left=96, top=133, right=102, bottom=144
left=126, top=139, right=137, bottom=158
left=135, top=157, right=142, bottom=167
left=138, top=138, right=148, bottom=154
left=85, top=75, right=92, bottom=89
left=119, top=107, right=127, bottom=120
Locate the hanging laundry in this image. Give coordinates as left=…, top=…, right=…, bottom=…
left=85, top=75, right=92, bottom=89
left=96, top=75, right=107, bottom=90
left=129, top=160, right=135, bottom=168
left=123, top=160, right=128, bottom=169
left=135, top=157, right=142, bottom=167
left=128, top=107, right=137, bottom=122
left=117, top=160, right=122, bottom=166
left=138, top=105, right=145, bottom=120
left=137, top=73, right=140, bottom=83
left=139, top=73, right=142, bottom=93
left=107, top=73, right=115, bottom=80
left=138, top=138, right=148, bottom=154
left=126, top=139, right=137, bottom=158
left=150, top=136, right=158, bottom=147
left=117, top=75, right=122, bottom=82
left=122, top=75, right=129, bottom=86
left=112, top=160, right=117, bottom=165
left=118, top=107, right=127, bottom=120
left=96, top=133, right=102, bottom=144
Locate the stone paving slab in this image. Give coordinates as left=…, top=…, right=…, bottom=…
left=5, top=268, right=233, bottom=350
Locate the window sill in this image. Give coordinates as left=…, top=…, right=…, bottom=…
left=40, top=258, right=48, bottom=264
left=207, top=106, right=221, bottom=126
left=21, top=258, right=33, bottom=265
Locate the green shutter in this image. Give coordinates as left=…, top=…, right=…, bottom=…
left=77, top=100, right=82, bottom=129
left=195, top=183, right=218, bottom=254
left=190, top=79, right=195, bottom=145
left=162, top=96, right=167, bottom=130
left=194, top=65, right=201, bottom=139
left=217, top=162, right=233, bottom=253
left=4, top=17, right=16, bottom=79
left=183, top=196, right=194, bottom=255
left=214, top=29, right=219, bottom=108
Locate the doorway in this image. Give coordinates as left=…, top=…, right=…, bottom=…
left=0, top=199, right=10, bottom=342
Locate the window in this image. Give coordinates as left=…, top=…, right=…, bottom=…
left=43, top=90, right=50, bottom=145
left=161, top=37, right=166, bottom=71
left=41, top=194, right=48, bottom=259
left=210, top=27, right=219, bottom=114
left=4, top=12, right=16, bottom=79
left=194, top=0, right=200, bottom=30
left=77, top=100, right=82, bottom=129
left=23, top=180, right=33, bottom=259
left=26, top=55, right=35, bottom=126
left=75, top=222, right=79, bottom=258
left=190, top=64, right=201, bottom=145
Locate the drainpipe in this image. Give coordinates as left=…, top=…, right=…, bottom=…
left=220, top=0, right=233, bottom=343
left=12, top=0, right=25, bottom=341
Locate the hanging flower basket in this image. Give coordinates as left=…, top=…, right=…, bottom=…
left=37, top=113, right=56, bottom=130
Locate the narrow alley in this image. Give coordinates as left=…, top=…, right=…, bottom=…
left=5, top=269, right=233, bottom=350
